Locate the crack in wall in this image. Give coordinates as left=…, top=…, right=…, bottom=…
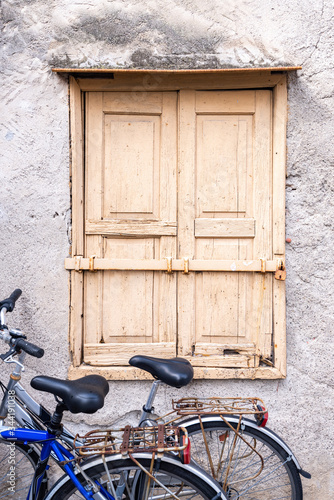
left=301, top=0, right=326, bottom=66
left=290, top=364, right=334, bottom=390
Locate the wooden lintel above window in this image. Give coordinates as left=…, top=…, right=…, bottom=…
left=53, top=66, right=301, bottom=92
left=52, top=66, right=302, bottom=74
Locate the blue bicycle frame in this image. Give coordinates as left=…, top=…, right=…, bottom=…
left=0, top=427, right=114, bottom=499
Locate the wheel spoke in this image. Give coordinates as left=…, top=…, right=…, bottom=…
left=48, top=456, right=218, bottom=499
left=0, top=444, right=39, bottom=500
left=186, top=420, right=302, bottom=500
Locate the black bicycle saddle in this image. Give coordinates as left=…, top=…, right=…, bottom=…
left=31, top=375, right=109, bottom=414
left=129, top=356, right=194, bottom=388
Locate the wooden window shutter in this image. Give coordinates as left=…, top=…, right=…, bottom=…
left=66, top=72, right=288, bottom=380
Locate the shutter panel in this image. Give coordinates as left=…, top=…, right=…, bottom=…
left=68, top=83, right=286, bottom=378
left=84, top=92, right=178, bottom=365
left=178, top=90, right=274, bottom=368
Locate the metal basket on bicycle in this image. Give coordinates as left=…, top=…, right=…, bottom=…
left=74, top=424, right=189, bottom=458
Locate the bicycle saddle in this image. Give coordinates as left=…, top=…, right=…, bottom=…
left=129, top=356, right=194, bottom=388
left=31, top=375, right=109, bottom=414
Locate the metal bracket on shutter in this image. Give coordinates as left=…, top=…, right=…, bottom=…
left=165, top=257, right=173, bottom=274
left=74, top=256, right=83, bottom=272
left=89, top=255, right=97, bottom=272
left=275, top=259, right=286, bottom=281
left=164, top=256, right=190, bottom=274
left=183, top=257, right=190, bottom=274
left=260, top=258, right=266, bottom=273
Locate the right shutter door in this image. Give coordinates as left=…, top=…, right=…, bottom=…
left=178, top=90, right=275, bottom=369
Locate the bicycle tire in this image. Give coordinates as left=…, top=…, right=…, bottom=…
left=183, top=418, right=303, bottom=500
left=45, top=452, right=226, bottom=499
left=0, top=441, right=47, bottom=499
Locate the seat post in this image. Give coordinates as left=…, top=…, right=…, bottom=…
left=47, top=401, right=67, bottom=435
left=139, top=380, right=162, bottom=426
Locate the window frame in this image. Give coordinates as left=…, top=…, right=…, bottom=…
left=65, top=69, right=289, bottom=380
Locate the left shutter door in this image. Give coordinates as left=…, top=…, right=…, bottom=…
left=84, top=91, right=178, bottom=366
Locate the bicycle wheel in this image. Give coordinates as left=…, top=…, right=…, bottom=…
left=0, top=441, right=47, bottom=499
left=46, top=453, right=226, bottom=499
left=184, top=418, right=302, bottom=500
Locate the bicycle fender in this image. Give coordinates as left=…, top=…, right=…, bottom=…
left=180, top=414, right=310, bottom=477
left=44, top=452, right=228, bottom=500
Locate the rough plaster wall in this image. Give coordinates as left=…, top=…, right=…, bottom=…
left=1, top=0, right=333, bottom=497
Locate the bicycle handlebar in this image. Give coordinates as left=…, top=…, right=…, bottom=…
left=0, top=289, right=22, bottom=313
left=0, top=289, right=44, bottom=359
left=14, top=338, right=44, bottom=358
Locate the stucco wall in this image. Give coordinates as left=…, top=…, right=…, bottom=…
left=1, top=0, right=333, bottom=497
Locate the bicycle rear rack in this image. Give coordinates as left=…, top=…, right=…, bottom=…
left=172, top=396, right=267, bottom=416
left=73, top=425, right=191, bottom=500
left=167, top=397, right=267, bottom=487
left=74, top=424, right=188, bottom=458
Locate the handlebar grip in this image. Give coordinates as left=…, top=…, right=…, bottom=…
left=0, top=289, right=22, bottom=313
left=15, top=339, right=44, bottom=358
left=9, top=289, right=22, bottom=303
